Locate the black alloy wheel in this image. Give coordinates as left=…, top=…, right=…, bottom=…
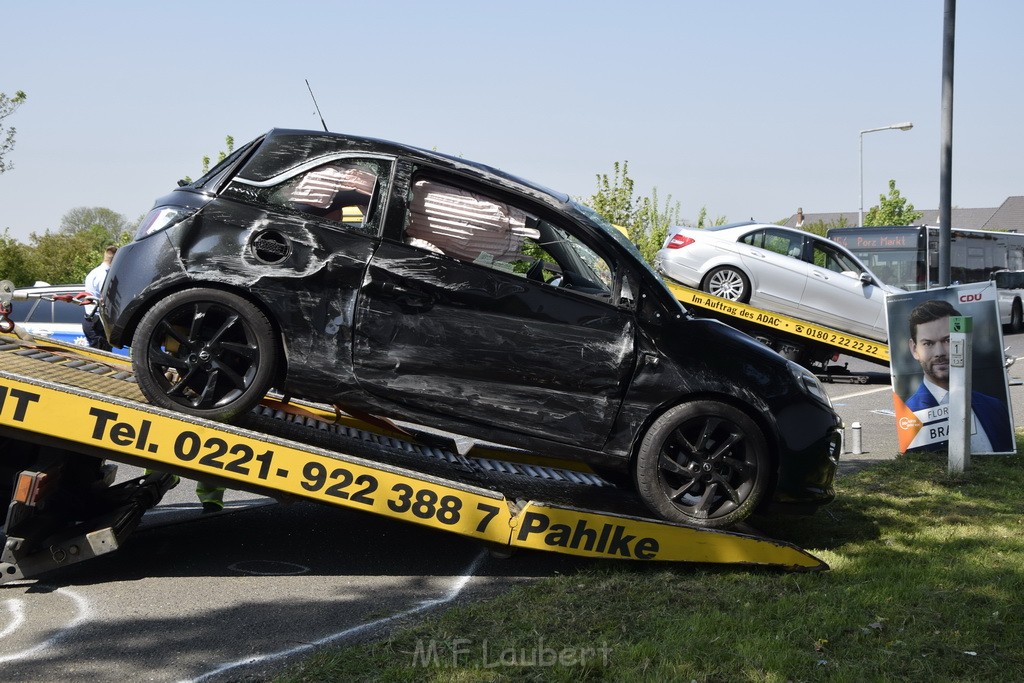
left=132, top=288, right=277, bottom=422
left=634, top=401, right=770, bottom=528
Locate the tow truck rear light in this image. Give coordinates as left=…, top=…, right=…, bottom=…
left=667, top=234, right=695, bottom=249
left=14, top=471, right=49, bottom=506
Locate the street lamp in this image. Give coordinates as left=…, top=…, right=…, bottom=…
left=859, top=121, right=913, bottom=225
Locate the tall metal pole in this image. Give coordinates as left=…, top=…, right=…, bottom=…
left=938, top=0, right=956, bottom=286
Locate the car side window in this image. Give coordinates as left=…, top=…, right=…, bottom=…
left=813, top=242, right=861, bottom=274
left=9, top=300, right=39, bottom=323
left=54, top=301, right=85, bottom=324
left=227, top=158, right=389, bottom=234
left=742, top=229, right=804, bottom=259
left=269, top=162, right=378, bottom=226
left=404, top=179, right=615, bottom=300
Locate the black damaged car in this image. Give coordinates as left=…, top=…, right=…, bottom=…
left=101, top=128, right=841, bottom=529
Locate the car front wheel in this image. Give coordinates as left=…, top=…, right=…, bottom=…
left=634, top=401, right=770, bottom=528
left=132, top=288, right=277, bottom=422
left=703, top=266, right=750, bottom=302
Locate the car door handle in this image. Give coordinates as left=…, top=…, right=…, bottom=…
left=748, top=250, right=766, bottom=258
left=366, top=280, right=434, bottom=311
left=811, top=271, right=829, bottom=280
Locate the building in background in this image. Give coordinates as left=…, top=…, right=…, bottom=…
left=784, top=196, right=1024, bottom=232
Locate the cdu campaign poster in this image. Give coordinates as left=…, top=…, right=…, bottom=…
left=886, top=282, right=1015, bottom=455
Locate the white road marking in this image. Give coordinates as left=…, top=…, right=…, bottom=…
left=831, top=385, right=892, bottom=401
left=0, top=588, right=90, bottom=664
left=185, top=549, right=488, bottom=683
left=0, top=598, right=26, bottom=640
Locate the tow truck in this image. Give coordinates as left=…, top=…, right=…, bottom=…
left=665, top=281, right=890, bottom=383
left=0, top=279, right=835, bottom=582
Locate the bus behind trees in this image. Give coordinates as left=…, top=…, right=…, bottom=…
left=826, top=225, right=1024, bottom=292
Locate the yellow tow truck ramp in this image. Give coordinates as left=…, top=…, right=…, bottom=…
left=666, top=281, right=890, bottom=380
left=0, top=334, right=827, bottom=580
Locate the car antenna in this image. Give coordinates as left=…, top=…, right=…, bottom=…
left=305, top=79, right=329, bottom=132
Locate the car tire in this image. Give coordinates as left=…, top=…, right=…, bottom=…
left=132, top=288, right=277, bottom=422
left=703, top=266, right=751, bottom=302
left=634, top=401, right=770, bottom=528
left=1012, top=301, right=1023, bottom=334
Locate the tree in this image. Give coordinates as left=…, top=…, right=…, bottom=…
left=632, top=188, right=680, bottom=265
left=0, top=90, right=27, bottom=174
left=589, top=161, right=634, bottom=226
left=25, top=230, right=100, bottom=284
left=801, top=215, right=848, bottom=238
left=695, top=206, right=728, bottom=229
left=18, top=207, right=135, bottom=284
left=59, top=206, right=135, bottom=246
left=588, top=161, right=681, bottom=266
left=0, top=229, right=33, bottom=286
left=201, top=135, right=235, bottom=175
left=864, top=179, right=922, bottom=226
left=183, top=135, right=236, bottom=183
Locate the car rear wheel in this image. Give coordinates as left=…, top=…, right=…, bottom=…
left=1012, top=301, right=1023, bottom=334
left=703, top=266, right=750, bottom=302
left=132, top=288, right=277, bottom=422
left=634, top=401, right=770, bottom=528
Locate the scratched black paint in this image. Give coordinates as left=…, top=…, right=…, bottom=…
left=102, top=129, right=841, bottom=523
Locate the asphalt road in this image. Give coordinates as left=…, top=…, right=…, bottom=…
left=0, top=479, right=599, bottom=682
left=2, top=327, right=1021, bottom=682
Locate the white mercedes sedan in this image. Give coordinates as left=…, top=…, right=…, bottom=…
left=654, top=221, right=903, bottom=342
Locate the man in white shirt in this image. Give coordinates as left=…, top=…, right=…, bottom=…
left=82, top=245, right=117, bottom=350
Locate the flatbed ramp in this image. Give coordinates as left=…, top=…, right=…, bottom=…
left=666, top=281, right=890, bottom=381
left=0, top=334, right=827, bottom=578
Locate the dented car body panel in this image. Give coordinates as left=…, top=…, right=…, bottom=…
left=102, top=129, right=841, bottom=523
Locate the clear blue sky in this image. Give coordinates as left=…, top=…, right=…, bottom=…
left=1, top=1, right=1021, bottom=242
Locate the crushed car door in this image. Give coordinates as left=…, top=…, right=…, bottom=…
left=352, top=176, right=636, bottom=449
left=217, top=155, right=393, bottom=393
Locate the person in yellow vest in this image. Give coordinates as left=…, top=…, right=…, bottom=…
left=145, top=472, right=225, bottom=512
left=195, top=480, right=226, bottom=512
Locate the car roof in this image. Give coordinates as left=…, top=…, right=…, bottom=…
left=238, top=128, right=572, bottom=205
left=12, top=283, right=84, bottom=294
left=672, top=222, right=818, bottom=240
left=702, top=220, right=768, bottom=232
left=707, top=221, right=813, bottom=234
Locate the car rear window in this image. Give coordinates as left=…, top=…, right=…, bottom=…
left=226, top=157, right=390, bottom=236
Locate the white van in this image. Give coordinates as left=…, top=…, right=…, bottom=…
left=993, top=270, right=1024, bottom=333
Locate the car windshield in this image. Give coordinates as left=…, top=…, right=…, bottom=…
left=572, top=201, right=686, bottom=310
left=572, top=201, right=648, bottom=266
left=189, top=136, right=264, bottom=192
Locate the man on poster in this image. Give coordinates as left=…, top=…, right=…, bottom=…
left=903, top=298, right=1013, bottom=453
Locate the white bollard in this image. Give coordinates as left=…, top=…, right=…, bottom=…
left=851, top=421, right=862, bottom=455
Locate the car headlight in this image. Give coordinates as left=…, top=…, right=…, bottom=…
left=787, top=360, right=833, bottom=409
left=134, top=206, right=195, bottom=240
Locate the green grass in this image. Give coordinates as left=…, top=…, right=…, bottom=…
left=277, top=450, right=1024, bottom=682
